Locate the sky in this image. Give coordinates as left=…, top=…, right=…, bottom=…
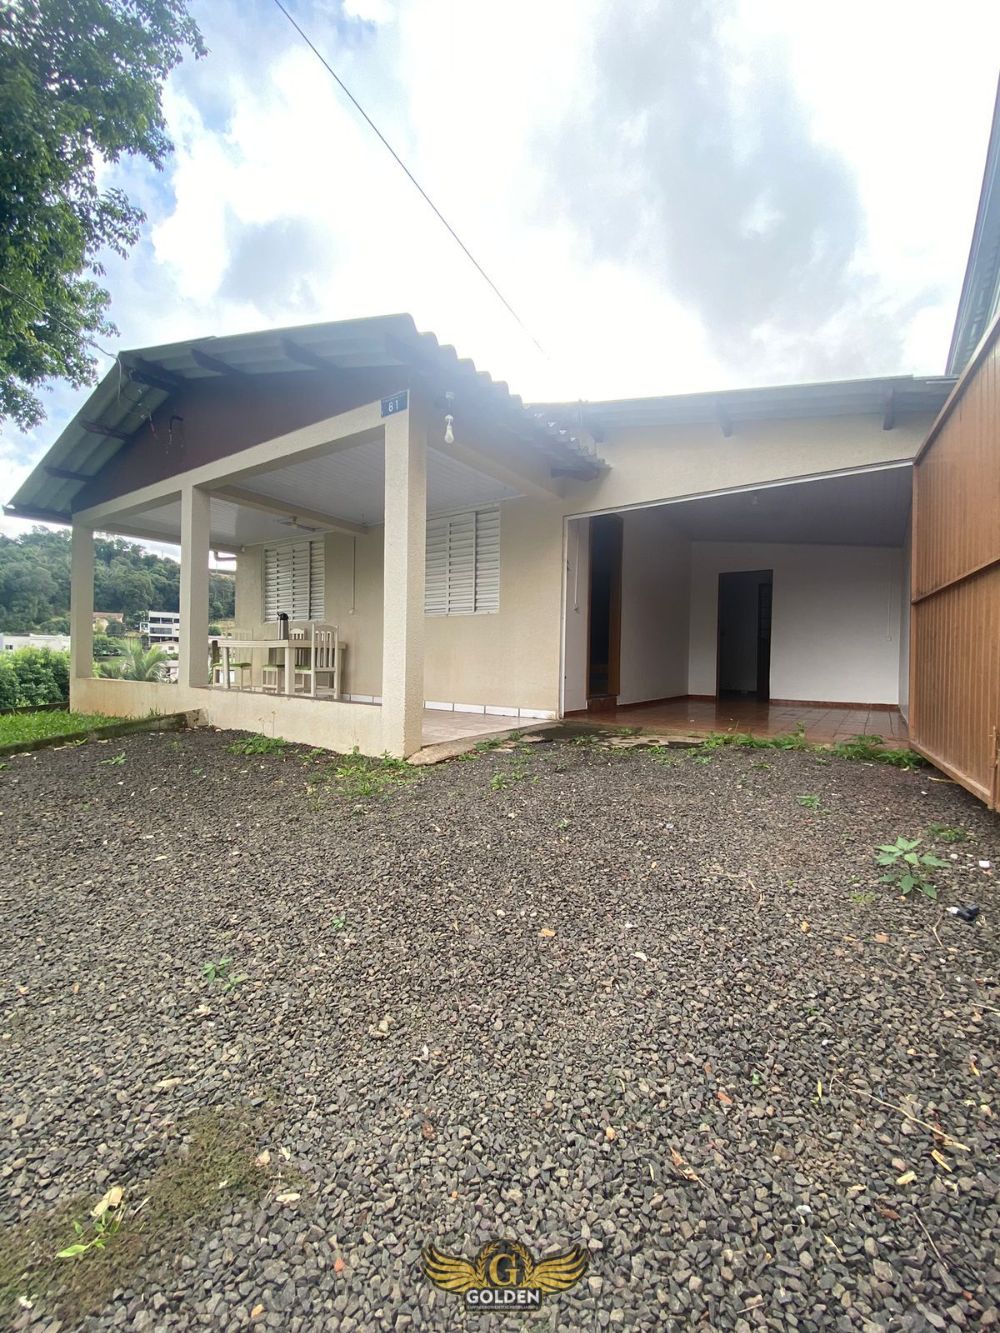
left=2, top=0, right=1000, bottom=541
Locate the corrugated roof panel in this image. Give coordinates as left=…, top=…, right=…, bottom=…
left=7, top=314, right=598, bottom=522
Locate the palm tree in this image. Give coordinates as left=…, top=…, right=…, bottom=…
left=98, top=643, right=170, bottom=682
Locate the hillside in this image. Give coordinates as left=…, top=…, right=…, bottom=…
left=0, top=527, right=235, bottom=633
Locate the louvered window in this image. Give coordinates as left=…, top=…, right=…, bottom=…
left=263, top=540, right=325, bottom=621
left=425, top=506, right=500, bottom=615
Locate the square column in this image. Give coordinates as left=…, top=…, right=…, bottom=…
left=70, top=522, right=94, bottom=694
left=381, top=401, right=427, bottom=756
left=179, top=485, right=211, bottom=688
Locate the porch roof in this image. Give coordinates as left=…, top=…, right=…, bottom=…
left=7, top=314, right=600, bottom=525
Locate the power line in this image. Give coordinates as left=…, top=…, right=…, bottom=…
left=269, top=0, right=546, bottom=356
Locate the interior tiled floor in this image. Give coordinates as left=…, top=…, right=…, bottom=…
left=584, top=697, right=909, bottom=746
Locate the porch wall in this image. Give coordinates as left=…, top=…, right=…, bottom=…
left=234, top=495, right=565, bottom=717
left=71, top=677, right=385, bottom=752
left=689, top=541, right=906, bottom=705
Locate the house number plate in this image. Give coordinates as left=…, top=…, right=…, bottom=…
left=381, top=390, right=408, bottom=417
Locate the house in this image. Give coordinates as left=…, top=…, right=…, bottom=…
left=6, top=100, right=999, bottom=805
left=140, top=610, right=182, bottom=645
left=0, top=633, right=72, bottom=654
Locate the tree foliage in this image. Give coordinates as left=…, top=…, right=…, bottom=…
left=0, top=0, right=204, bottom=428
left=98, top=641, right=168, bottom=680
left=0, top=527, right=235, bottom=630
left=0, top=645, right=70, bottom=707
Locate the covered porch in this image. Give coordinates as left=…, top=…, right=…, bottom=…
left=563, top=464, right=914, bottom=736
left=65, top=387, right=575, bottom=757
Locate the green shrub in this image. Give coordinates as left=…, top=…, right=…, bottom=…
left=0, top=658, right=18, bottom=712
left=92, top=633, right=125, bottom=658
left=7, top=647, right=70, bottom=706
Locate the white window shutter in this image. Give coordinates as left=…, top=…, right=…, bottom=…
left=425, top=516, right=449, bottom=616
left=263, top=539, right=325, bottom=621
left=474, top=507, right=500, bottom=612
left=424, top=506, right=500, bottom=615
left=309, top=539, right=325, bottom=619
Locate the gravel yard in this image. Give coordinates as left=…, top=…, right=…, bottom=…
left=1, top=727, right=998, bottom=1332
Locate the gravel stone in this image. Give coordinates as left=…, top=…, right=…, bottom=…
left=0, top=728, right=997, bottom=1331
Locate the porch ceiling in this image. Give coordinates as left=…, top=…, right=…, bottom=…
left=115, top=439, right=523, bottom=547
left=644, top=465, right=912, bottom=546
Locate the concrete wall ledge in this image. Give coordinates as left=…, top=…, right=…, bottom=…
left=70, top=677, right=389, bottom=755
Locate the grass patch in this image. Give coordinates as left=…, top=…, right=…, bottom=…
left=226, top=733, right=288, bottom=756
left=829, top=734, right=923, bottom=768
left=324, top=747, right=414, bottom=799
left=796, top=793, right=827, bottom=813
left=926, top=821, right=968, bottom=843
left=0, top=1107, right=279, bottom=1322
left=0, top=711, right=114, bottom=748
left=655, top=726, right=923, bottom=769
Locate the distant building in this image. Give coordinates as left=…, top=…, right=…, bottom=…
left=0, top=633, right=71, bottom=653
left=141, top=611, right=181, bottom=644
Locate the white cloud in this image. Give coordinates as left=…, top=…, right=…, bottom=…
left=4, top=0, right=1000, bottom=534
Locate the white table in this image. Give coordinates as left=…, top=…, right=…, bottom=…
left=212, top=637, right=306, bottom=697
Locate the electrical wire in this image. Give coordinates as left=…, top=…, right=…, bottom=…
left=269, top=0, right=546, bottom=356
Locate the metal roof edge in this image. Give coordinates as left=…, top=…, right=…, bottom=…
left=533, top=373, right=956, bottom=427
left=946, top=75, right=1000, bottom=376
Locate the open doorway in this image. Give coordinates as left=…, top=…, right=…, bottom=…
left=588, top=513, right=623, bottom=706
left=717, top=570, right=773, bottom=701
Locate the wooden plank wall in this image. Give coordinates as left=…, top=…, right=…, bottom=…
left=911, top=323, right=1000, bottom=808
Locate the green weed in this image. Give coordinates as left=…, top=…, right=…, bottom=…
left=849, top=890, right=877, bottom=907
left=201, top=958, right=248, bottom=993
left=875, top=836, right=949, bottom=899
left=98, top=752, right=125, bottom=767
left=226, top=733, right=287, bottom=756
left=831, top=734, right=922, bottom=768
left=796, top=793, right=827, bottom=813
left=327, top=748, right=413, bottom=799
left=56, top=1191, right=125, bottom=1260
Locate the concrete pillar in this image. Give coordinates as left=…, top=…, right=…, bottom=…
left=381, top=400, right=427, bottom=756
left=70, top=522, right=94, bottom=697
left=179, top=485, right=211, bottom=688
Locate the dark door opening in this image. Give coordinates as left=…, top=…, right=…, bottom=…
left=717, top=569, right=773, bottom=701
left=587, top=514, right=623, bottom=706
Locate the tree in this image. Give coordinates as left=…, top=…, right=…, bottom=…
left=104, top=642, right=168, bottom=681
left=0, top=1, right=204, bottom=428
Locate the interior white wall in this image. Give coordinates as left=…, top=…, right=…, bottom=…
left=689, top=541, right=904, bottom=705
left=562, top=517, right=590, bottom=712
left=618, top=508, right=691, bottom=705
